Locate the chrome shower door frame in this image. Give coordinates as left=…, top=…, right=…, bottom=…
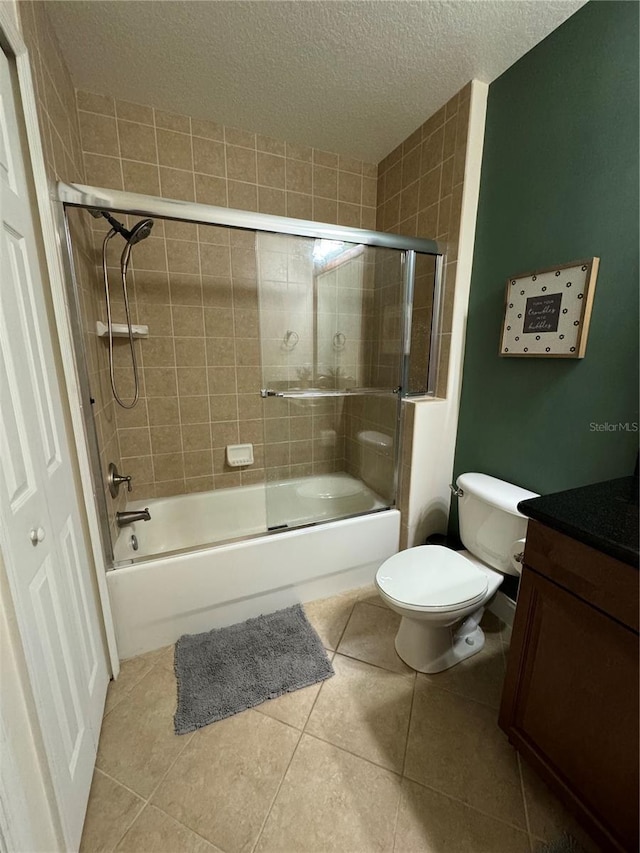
left=53, top=201, right=115, bottom=569
left=56, top=181, right=446, bottom=556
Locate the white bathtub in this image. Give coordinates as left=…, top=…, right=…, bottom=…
left=107, top=474, right=400, bottom=658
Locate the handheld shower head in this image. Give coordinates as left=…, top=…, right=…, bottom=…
left=91, top=210, right=154, bottom=245
left=127, top=218, right=154, bottom=245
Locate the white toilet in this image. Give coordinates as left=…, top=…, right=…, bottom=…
left=375, top=473, right=538, bottom=673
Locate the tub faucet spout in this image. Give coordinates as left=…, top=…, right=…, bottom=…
left=116, top=508, right=151, bottom=528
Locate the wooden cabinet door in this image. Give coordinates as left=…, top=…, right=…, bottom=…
left=500, top=568, right=639, bottom=852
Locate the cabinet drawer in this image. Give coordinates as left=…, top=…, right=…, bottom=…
left=523, top=521, right=639, bottom=631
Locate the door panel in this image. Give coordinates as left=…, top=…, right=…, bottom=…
left=5, top=225, right=62, bottom=472
left=0, top=46, right=108, bottom=848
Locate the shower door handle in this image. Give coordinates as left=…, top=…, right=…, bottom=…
left=260, top=388, right=401, bottom=399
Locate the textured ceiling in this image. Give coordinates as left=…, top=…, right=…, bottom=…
left=47, top=0, right=585, bottom=162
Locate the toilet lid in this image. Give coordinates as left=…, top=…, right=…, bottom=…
left=376, top=546, right=488, bottom=611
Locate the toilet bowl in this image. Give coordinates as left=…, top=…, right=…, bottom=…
left=375, top=473, right=538, bottom=673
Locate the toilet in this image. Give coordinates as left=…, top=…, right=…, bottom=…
left=375, top=473, right=538, bottom=673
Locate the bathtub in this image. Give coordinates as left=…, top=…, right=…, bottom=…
left=107, top=474, right=400, bottom=658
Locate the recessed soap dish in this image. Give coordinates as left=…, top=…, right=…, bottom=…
left=226, top=443, right=254, bottom=467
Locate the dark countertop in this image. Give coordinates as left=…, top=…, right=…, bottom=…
left=518, top=476, right=639, bottom=567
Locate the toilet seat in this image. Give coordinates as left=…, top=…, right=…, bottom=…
left=376, top=545, right=489, bottom=613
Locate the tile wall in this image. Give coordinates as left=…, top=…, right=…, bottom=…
left=376, top=83, right=472, bottom=548
left=75, top=90, right=379, bottom=498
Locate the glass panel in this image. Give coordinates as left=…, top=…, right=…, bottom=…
left=406, top=252, right=438, bottom=396
left=257, top=234, right=405, bottom=531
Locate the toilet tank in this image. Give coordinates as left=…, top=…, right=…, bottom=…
left=456, top=473, right=538, bottom=576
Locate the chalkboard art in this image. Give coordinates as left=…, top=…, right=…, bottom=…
left=499, top=258, right=599, bottom=358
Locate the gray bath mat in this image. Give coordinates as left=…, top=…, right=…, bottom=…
left=173, top=604, right=334, bottom=734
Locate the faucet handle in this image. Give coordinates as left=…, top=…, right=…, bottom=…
left=108, top=462, right=133, bottom=498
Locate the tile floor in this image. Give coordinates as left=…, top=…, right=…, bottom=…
left=81, top=587, right=599, bottom=853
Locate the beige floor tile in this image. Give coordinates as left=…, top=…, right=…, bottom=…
left=303, top=589, right=360, bottom=650
left=80, top=770, right=144, bottom=853
left=356, top=584, right=388, bottom=608
left=306, top=654, right=414, bottom=771
left=520, top=759, right=602, bottom=852
left=255, top=677, right=323, bottom=730
left=156, top=644, right=176, bottom=672
left=419, top=628, right=506, bottom=709
left=337, top=601, right=412, bottom=674
left=255, top=734, right=401, bottom=853
left=96, top=664, right=190, bottom=798
left=105, top=649, right=165, bottom=715
left=116, top=804, right=221, bottom=852
left=404, top=682, right=526, bottom=829
left=395, top=777, right=530, bottom=852
left=152, top=709, right=299, bottom=853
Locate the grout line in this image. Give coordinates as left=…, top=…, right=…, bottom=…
left=87, top=768, right=146, bottom=852
left=405, top=771, right=531, bottom=836
left=249, top=724, right=304, bottom=853
left=390, top=771, right=404, bottom=853
left=400, top=670, right=417, bottom=778
left=302, top=730, right=403, bottom=778
left=143, top=800, right=229, bottom=853
left=517, top=752, right=535, bottom=851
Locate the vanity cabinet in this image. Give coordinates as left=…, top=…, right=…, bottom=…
left=499, top=519, right=639, bottom=853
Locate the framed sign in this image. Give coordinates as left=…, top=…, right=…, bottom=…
left=499, top=258, right=599, bottom=358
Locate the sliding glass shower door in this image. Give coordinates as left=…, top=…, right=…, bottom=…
left=256, top=232, right=406, bottom=532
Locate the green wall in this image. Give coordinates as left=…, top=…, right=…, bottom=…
left=452, top=0, right=639, bottom=521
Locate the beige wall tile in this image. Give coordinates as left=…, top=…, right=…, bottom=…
left=153, top=452, right=186, bottom=482
left=160, top=167, right=195, bottom=202
left=147, top=397, right=180, bottom=426
left=122, top=160, right=160, bottom=195
left=194, top=173, right=228, bottom=206
left=155, top=109, right=190, bottom=134
left=257, top=134, right=285, bottom=156
left=258, top=187, right=286, bottom=215
left=84, top=153, right=123, bottom=189
left=285, top=141, right=312, bottom=163
left=177, top=367, right=207, bottom=396
left=79, top=111, right=119, bottom=156
left=118, top=120, right=157, bottom=163
left=157, top=129, right=193, bottom=171
left=144, top=367, right=178, bottom=397
left=166, top=240, right=200, bottom=275
left=193, top=137, right=226, bottom=177
left=209, top=394, right=238, bottom=422
left=313, top=165, right=337, bottom=199
left=179, top=396, right=209, bottom=424
left=227, top=180, right=258, bottom=211
left=226, top=145, right=257, bottom=183
left=199, top=243, right=231, bottom=277
left=224, top=126, right=256, bottom=148
left=77, top=90, right=116, bottom=116
left=150, top=425, right=182, bottom=455
left=191, top=118, right=224, bottom=141
left=286, top=159, right=312, bottom=195
left=314, top=149, right=339, bottom=169
left=116, top=99, right=154, bottom=125
left=182, top=423, right=212, bottom=451
left=166, top=258, right=201, bottom=295
left=286, top=191, right=312, bottom=220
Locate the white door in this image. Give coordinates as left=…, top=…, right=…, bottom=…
left=0, top=47, right=108, bottom=850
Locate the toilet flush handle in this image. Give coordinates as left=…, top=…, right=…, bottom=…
left=449, top=484, right=464, bottom=498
